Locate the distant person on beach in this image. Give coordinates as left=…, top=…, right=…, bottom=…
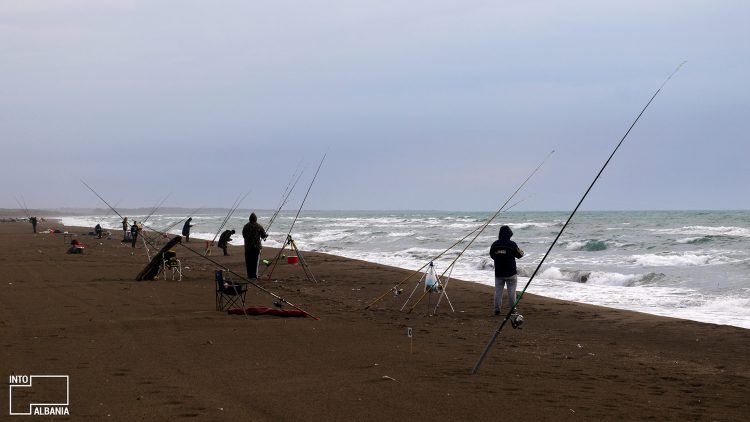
left=490, top=225, right=524, bottom=316
left=182, top=218, right=194, bottom=243
left=94, top=224, right=102, bottom=238
left=29, top=216, right=38, bottom=233
left=218, top=229, right=235, bottom=256
left=122, top=217, right=129, bottom=240
left=242, top=213, right=267, bottom=279
left=131, top=221, right=141, bottom=249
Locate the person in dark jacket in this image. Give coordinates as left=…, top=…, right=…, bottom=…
left=217, top=229, right=235, bottom=256
left=30, top=216, right=38, bottom=233
left=489, top=225, right=524, bottom=316
left=131, top=220, right=140, bottom=249
left=242, top=213, right=267, bottom=279
left=182, top=218, right=194, bottom=243
left=94, top=223, right=102, bottom=238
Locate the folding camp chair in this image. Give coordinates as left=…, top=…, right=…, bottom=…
left=215, top=270, right=247, bottom=311
left=161, top=250, right=182, bottom=281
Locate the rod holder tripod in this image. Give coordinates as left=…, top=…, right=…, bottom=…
left=263, top=234, right=318, bottom=284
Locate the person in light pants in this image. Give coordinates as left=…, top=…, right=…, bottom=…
left=489, top=225, right=524, bottom=316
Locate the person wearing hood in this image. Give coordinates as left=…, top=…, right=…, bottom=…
left=489, top=225, right=525, bottom=316
left=182, top=218, right=194, bottom=243
left=242, top=213, right=267, bottom=279
left=217, top=229, right=235, bottom=256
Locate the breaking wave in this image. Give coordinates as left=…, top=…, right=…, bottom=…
left=533, top=266, right=665, bottom=286
left=629, top=252, right=734, bottom=267
left=565, top=240, right=608, bottom=251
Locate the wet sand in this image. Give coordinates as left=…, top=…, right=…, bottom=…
left=1, top=220, right=748, bottom=421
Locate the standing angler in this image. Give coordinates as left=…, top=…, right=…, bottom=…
left=182, top=217, right=194, bottom=243
left=29, top=216, right=38, bottom=233
left=490, top=225, right=524, bottom=316
left=242, top=213, right=267, bottom=279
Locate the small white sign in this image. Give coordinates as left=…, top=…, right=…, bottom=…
left=9, top=375, right=70, bottom=416
left=406, top=327, right=413, bottom=338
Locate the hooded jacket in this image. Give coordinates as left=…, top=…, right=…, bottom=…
left=242, top=213, right=267, bottom=250
left=218, top=230, right=234, bottom=248
left=182, top=218, right=193, bottom=236
left=489, top=225, right=524, bottom=277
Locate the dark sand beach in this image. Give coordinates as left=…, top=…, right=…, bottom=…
left=1, top=219, right=748, bottom=421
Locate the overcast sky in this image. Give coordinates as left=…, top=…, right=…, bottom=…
left=2, top=1, right=748, bottom=212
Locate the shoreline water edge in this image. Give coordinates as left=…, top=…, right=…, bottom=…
left=56, top=209, right=750, bottom=330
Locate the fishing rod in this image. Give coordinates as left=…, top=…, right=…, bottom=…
left=397, top=198, right=526, bottom=313
left=81, top=180, right=125, bottom=221
left=406, top=150, right=555, bottom=313
left=267, top=167, right=305, bottom=233
left=470, top=62, right=686, bottom=375
left=141, top=193, right=171, bottom=225
left=146, top=206, right=205, bottom=244
left=80, top=181, right=319, bottom=319
left=13, top=196, right=31, bottom=220
left=366, top=150, right=553, bottom=311
left=206, top=192, right=249, bottom=255
left=263, top=153, right=326, bottom=280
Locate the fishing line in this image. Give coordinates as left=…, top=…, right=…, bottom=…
left=471, top=61, right=686, bottom=375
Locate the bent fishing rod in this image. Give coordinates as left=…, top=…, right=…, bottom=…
left=406, top=150, right=555, bottom=313
left=263, top=153, right=326, bottom=280
left=80, top=180, right=319, bottom=319
left=471, top=61, right=686, bottom=375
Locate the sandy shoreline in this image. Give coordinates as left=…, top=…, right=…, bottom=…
left=1, top=219, right=749, bottom=420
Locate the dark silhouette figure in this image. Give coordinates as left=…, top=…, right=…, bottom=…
left=242, top=213, right=267, bottom=279
left=218, top=229, right=235, bottom=256
left=182, top=218, right=194, bottom=243
left=131, top=221, right=140, bottom=249
left=30, top=216, right=38, bottom=233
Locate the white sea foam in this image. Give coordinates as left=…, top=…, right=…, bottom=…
left=57, top=210, right=750, bottom=329
left=629, top=252, right=732, bottom=267
left=653, top=225, right=750, bottom=238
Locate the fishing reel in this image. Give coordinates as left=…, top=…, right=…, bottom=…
left=510, top=313, right=524, bottom=329
left=392, top=286, right=403, bottom=296
left=273, top=300, right=284, bottom=309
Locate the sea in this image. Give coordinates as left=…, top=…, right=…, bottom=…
left=62, top=210, right=750, bottom=329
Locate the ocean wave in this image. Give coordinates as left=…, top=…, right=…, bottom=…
left=533, top=266, right=664, bottom=286
left=388, top=231, right=416, bottom=237
left=564, top=240, right=608, bottom=251
left=654, top=225, right=750, bottom=238
left=629, top=252, right=733, bottom=267
left=508, top=222, right=557, bottom=230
